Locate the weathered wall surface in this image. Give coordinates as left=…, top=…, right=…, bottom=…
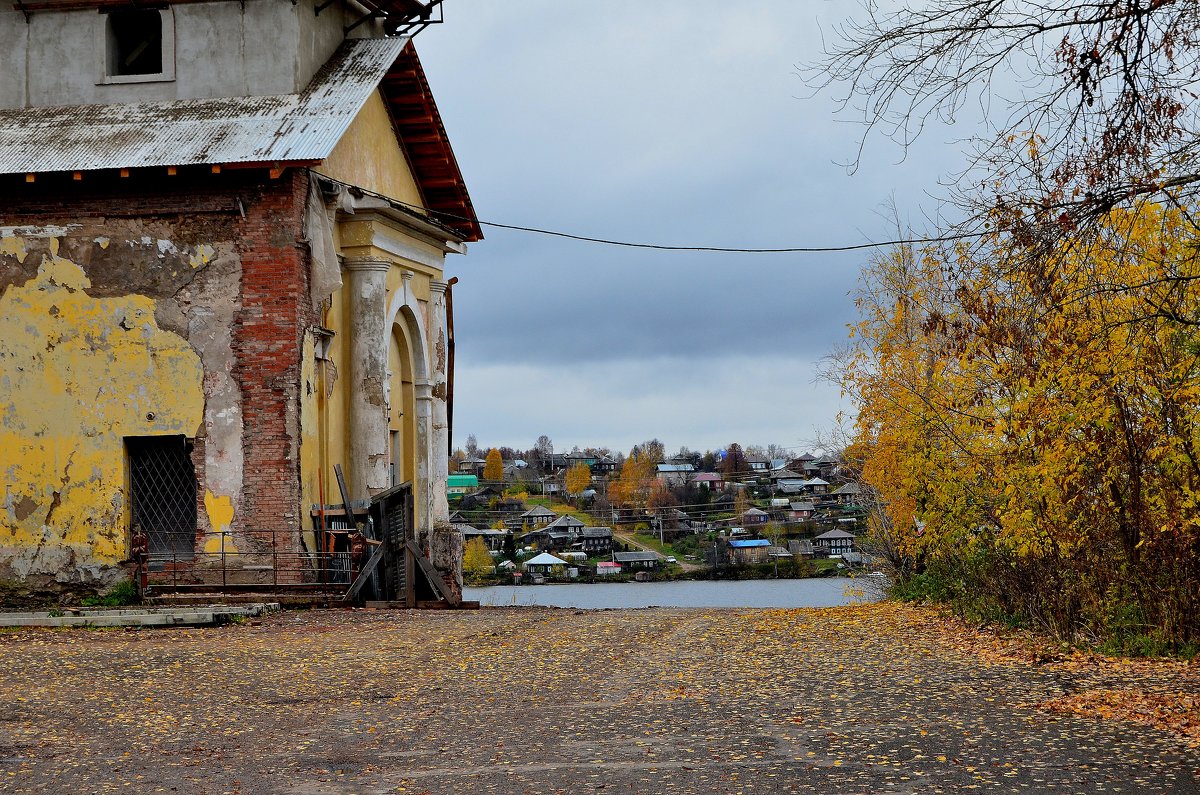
left=0, top=171, right=310, bottom=600
left=0, top=227, right=212, bottom=597
left=0, top=0, right=381, bottom=111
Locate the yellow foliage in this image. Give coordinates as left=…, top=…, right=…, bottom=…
left=483, top=448, right=504, bottom=482
left=565, top=463, right=592, bottom=496
left=463, top=537, right=495, bottom=575
left=845, top=204, right=1200, bottom=642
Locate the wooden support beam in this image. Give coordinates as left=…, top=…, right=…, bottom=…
left=24, top=173, right=34, bottom=183
left=343, top=543, right=386, bottom=602
left=404, top=539, right=460, bottom=606
left=166, top=166, right=177, bottom=176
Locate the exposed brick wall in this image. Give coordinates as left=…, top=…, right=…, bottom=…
left=230, top=170, right=315, bottom=548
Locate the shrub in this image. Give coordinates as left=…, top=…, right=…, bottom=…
left=80, top=579, right=140, bottom=607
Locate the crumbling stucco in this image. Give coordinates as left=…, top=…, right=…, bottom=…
left=0, top=232, right=205, bottom=591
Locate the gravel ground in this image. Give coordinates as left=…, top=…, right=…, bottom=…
left=0, top=603, right=1197, bottom=794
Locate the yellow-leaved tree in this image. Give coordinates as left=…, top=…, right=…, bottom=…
left=565, top=463, right=591, bottom=498
left=843, top=204, right=1200, bottom=648
left=463, top=537, right=495, bottom=576
left=609, top=454, right=657, bottom=509
left=483, top=448, right=503, bottom=482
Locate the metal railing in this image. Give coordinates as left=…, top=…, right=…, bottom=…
left=144, top=529, right=354, bottom=593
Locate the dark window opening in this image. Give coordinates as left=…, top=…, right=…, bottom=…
left=106, top=11, right=163, bottom=76
left=127, top=435, right=196, bottom=564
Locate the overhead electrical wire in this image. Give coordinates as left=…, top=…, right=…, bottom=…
left=318, top=173, right=987, bottom=255
left=467, top=219, right=986, bottom=254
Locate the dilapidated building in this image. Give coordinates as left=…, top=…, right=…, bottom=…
left=0, top=0, right=480, bottom=601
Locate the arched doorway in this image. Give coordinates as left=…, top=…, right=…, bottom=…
left=387, top=322, right=416, bottom=489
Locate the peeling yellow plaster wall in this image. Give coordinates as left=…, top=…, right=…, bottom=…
left=0, top=239, right=203, bottom=579
left=299, top=330, right=322, bottom=553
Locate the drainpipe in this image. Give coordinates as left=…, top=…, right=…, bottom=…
left=445, top=276, right=457, bottom=458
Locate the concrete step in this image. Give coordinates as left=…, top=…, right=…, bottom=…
left=0, top=603, right=280, bottom=628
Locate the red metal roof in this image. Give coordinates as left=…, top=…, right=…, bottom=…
left=381, top=41, right=481, bottom=241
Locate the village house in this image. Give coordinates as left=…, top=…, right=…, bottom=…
left=813, top=529, right=856, bottom=557
left=742, top=507, right=770, bottom=526
left=0, top=1, right=480, bottom=600
left=745, top=456, right=771, bottom=475
left=447, top=474, right=479, bottom=499
left=457, top=457, right=487, bottom=476
left=691, top=472, right=725, bottom=492
left=787, top=501, right=816, bottom=521
left=517, top=505, right=558, bottom=528
left=656, top=462, right=694, bottom=488
left=830, top=482, right=863, bottom=506
left=728, top=538, right=770, bottom=565
left=580, top=527, right=614, bottom=556
left=613, top=551, right=661, bottom=570
left=460, top=526, right=509, bottom=553
left=566, top=452, right=618, bottom=475
left=522, top=552, right=568, bottom=576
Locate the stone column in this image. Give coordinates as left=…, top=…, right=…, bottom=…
left=428, top=280, right=451, bottom=524
left=414, top=380, right=435, bottom=531
left=343, top=258, right=391, bottom=500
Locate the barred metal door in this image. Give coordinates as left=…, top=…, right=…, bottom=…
left=127, top=436, right=197, bottom=563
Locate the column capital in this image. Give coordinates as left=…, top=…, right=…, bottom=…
left=343, top=257, right=390, bottom=274
left=428, top=279, right=448, bottom=296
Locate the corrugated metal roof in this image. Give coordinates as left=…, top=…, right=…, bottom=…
left=0, top=38, right=406, bottom=174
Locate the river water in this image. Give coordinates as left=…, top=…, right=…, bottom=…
left=464, top=576, right=885, bottom=610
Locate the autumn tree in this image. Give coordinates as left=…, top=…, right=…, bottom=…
left=722, top=443, right=747, bottom=479
left=843, top=204, right=1200, bottom=647
left=609, top=454, right=658, bottom=510
left=463, top=537, right=495, bottom=576
left=630, top=439, right=665, bottom=465
left=733, top=489, right=751, bottom=525
left=564, top=463, right=591, bottom=499
left=483, top=448, right=503, bottom=482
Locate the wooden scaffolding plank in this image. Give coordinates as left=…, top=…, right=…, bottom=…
left=404, top=539, right=459, bottom=606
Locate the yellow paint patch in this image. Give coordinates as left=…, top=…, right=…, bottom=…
left=40, top=254, right=91, bottom=291
left=0, top=239, right=204, bottom=570
left=188, top=244, right=215, bottom=269
left=202, top=491, right=238, bottom=554
left=0, top=235, right=27, bottom=262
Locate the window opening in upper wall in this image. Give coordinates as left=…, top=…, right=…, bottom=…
left=98, top=9, right=174, bottom=85
left=107, top=10, right=163, bottom=76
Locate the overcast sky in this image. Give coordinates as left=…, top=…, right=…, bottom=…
left=416, top=1, right=966, bottom=456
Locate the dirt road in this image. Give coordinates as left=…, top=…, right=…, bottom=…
left=1, top=603, right=1197, bottom=793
